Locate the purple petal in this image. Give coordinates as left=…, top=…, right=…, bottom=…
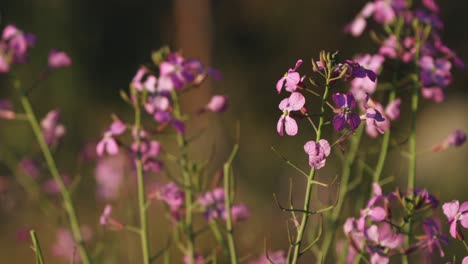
left=346, top=93, right=357, bottom=109
left=333, top=114, right=347, bottom=131
left=332, top=93, right=347, bottom=108
left=347, top=113, right=362, bottom=130
left=172, top=120, right=185, bottom=134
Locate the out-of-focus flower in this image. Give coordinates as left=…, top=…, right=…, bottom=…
left=332, top=93, right=361, bottom=131
left=416, top=218, right=448, bottom=257
left=419, top=56, right=452, bottom=103
left=99, top=205, right=112, bottom=226
left=42, top=174, right=72, bottom=195
left=52, top=227, right=92, bottom=263
left=183, top=253, right=204, bottom=264
left=156, top=182, right=185, bottom=213
left=95, top=154, right=127, bottom=200
left=223, top=204, right=251, bottom=223
left=205, top=95, right=228, bottom=113
left=304, top=139, right=331, bottom=170
left=157, top=53, right=205, bottom=92
left=249, top=250, right=287, bottom=264
left=277, top=92, right=305, bottom=136
left=96, top=118, right=126, bottom=157
left=132, top=67, right=157, bottom=93
left=1, top=24, right=35, bottom=65
left=350, top=54, right=385, bottom=101
left=18, top=159, right=40, bottom=180
left=0, top=100, right=16, bottom=119
left=432, top=130, right=467, bottom=152
left=41, top=110, right=66, bottom=146
left=442, top=200, right=468, bottom=240
left=48, top=50, right=72, bottom=69
left=276, top=59, right=304, bottom=93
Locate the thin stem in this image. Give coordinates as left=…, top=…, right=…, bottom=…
left=132, top=90, right=150, bottom=264
left=319, top=125, right=364, bottom=261
left=224, top=145, right=239, bottom=264
left=171, top=90, right=195, bottom=264
left=20, top=95, right=91, bottom=264
left=290, top=80, right=331, bottom=264
left=373, top=89, right=397, bottom=185
left=30, top=230, right=45, bottom=264
left=403, top=20, right=423, bottom=264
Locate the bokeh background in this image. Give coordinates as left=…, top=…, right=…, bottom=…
left=0, top=0, right=467, bottom=263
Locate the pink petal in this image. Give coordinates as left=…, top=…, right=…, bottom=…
left=284, top=116, right=298, bottom=136
left=293, top=59, right=303, bottom=70
left=277, top=116, right=285, bottom=136
left=369, top=207, right=387, bottom=222
left=106, top=138, right=119, bottom=155
left=443, top=200, right=459, bottom=220
left=96, top=140, right=106, bottom=157
left=276, top=77, right=285, bottom=93
left=449, top=220, right=457, bottom=239
left=304, top=141, right=317, bottom=155
left=459, top=201, right=468, bottom=213
left=318, top=139, right=331, bottom=156
left=385, top=98, right=401, bottom=121
left=366, top=225, right=379, bottom=243
left=288, top=92, right=305, bottom=110
left=278, top=97, right=289, bottom=111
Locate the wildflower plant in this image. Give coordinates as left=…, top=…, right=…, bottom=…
left=0, top=0, right=467, bottom=263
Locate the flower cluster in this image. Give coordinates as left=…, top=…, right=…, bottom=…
left=343, top=184, right=448, bottom=263
left=346, top=0, right=464, bottom=103
left=197, top=188, right=250, bottom=223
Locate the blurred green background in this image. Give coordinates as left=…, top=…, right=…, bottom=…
left=0, top=0, right=467, bottom=263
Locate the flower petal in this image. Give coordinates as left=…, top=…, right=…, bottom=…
left=284, top=116, right=298, bottom=136
left=288, top=92, right=305, bottom=110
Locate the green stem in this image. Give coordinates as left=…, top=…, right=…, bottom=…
left=224, top=145, right=239, bottom=264
left=372, top=89, right=397, bottom=184
left=133, top=91, right=151, bottom=264
left=20, top=95, right=91, bottom=264
left=290, top=81, right=331, bottom=264
left=403, top=22, right=422, bottom=264
left=30, top=230, right=45, bottom=264
left=171, top=90, right=195, bottom=264
left=319, top=125, right=364, bottom=261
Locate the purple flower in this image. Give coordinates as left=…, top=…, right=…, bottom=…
left=332, top=93, right=361, bottom=131
left=361, top=98, right=388, bottom=138
left=223, top=204, right=250, bottom=223
left=446, top=130, right=467, bottom=147
left=442, top=200, right=468, bottom=240
left=132, top=67, right=157, bottom=93
left=205, top=95, right=228, bottom=113
left=276, top=59, right=303, bottom=93
left=249, top=250, right=287, bottom=264
left=156, top=182, right=185, bottom=213
left=419, top=56, right=452, bottom=102
left=373, top=0, right=396, bottom=24
left=96, top=119, right=126, bottom=157
left=183, top=253, right=204, bottom=264
left=344, top=61, right=377, bottom=82
left=345, top=2, right=381, bottom=37
left=48, top=50, right=72, bottom=69
left=422, top=0, right=440, bottom=13
left=379, top=35, right=398, bottom=59
left=100, top=205, right=112, bottom=226
left=0, top=99, right=16, bottom=119
left=1, top=24, right=35, bottom=64
left=350, top=54, right=385, bottom=101
left=365, top=223, right=404, bottom=262
left=157, top=53, right=205, bottom=91
left=145, top=95, right=170, bottom=114
left=42, top=174, right=72, bottom=195
left=95, top=155, right=126, bottom=200
left=303, top=139, right=331, bottom=170
left=416, top=218, right=448, bottom=257
left=52, top=227, right=92, bottom=263
left=41, top=110, right=66, bottom=146
left=198, top=188, right=225, bottom=220
left=277, top=92, right=305, bottom=136
left=19, top=158, right=40, bottom=180
left=432, top=130, right=467, bottom=152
